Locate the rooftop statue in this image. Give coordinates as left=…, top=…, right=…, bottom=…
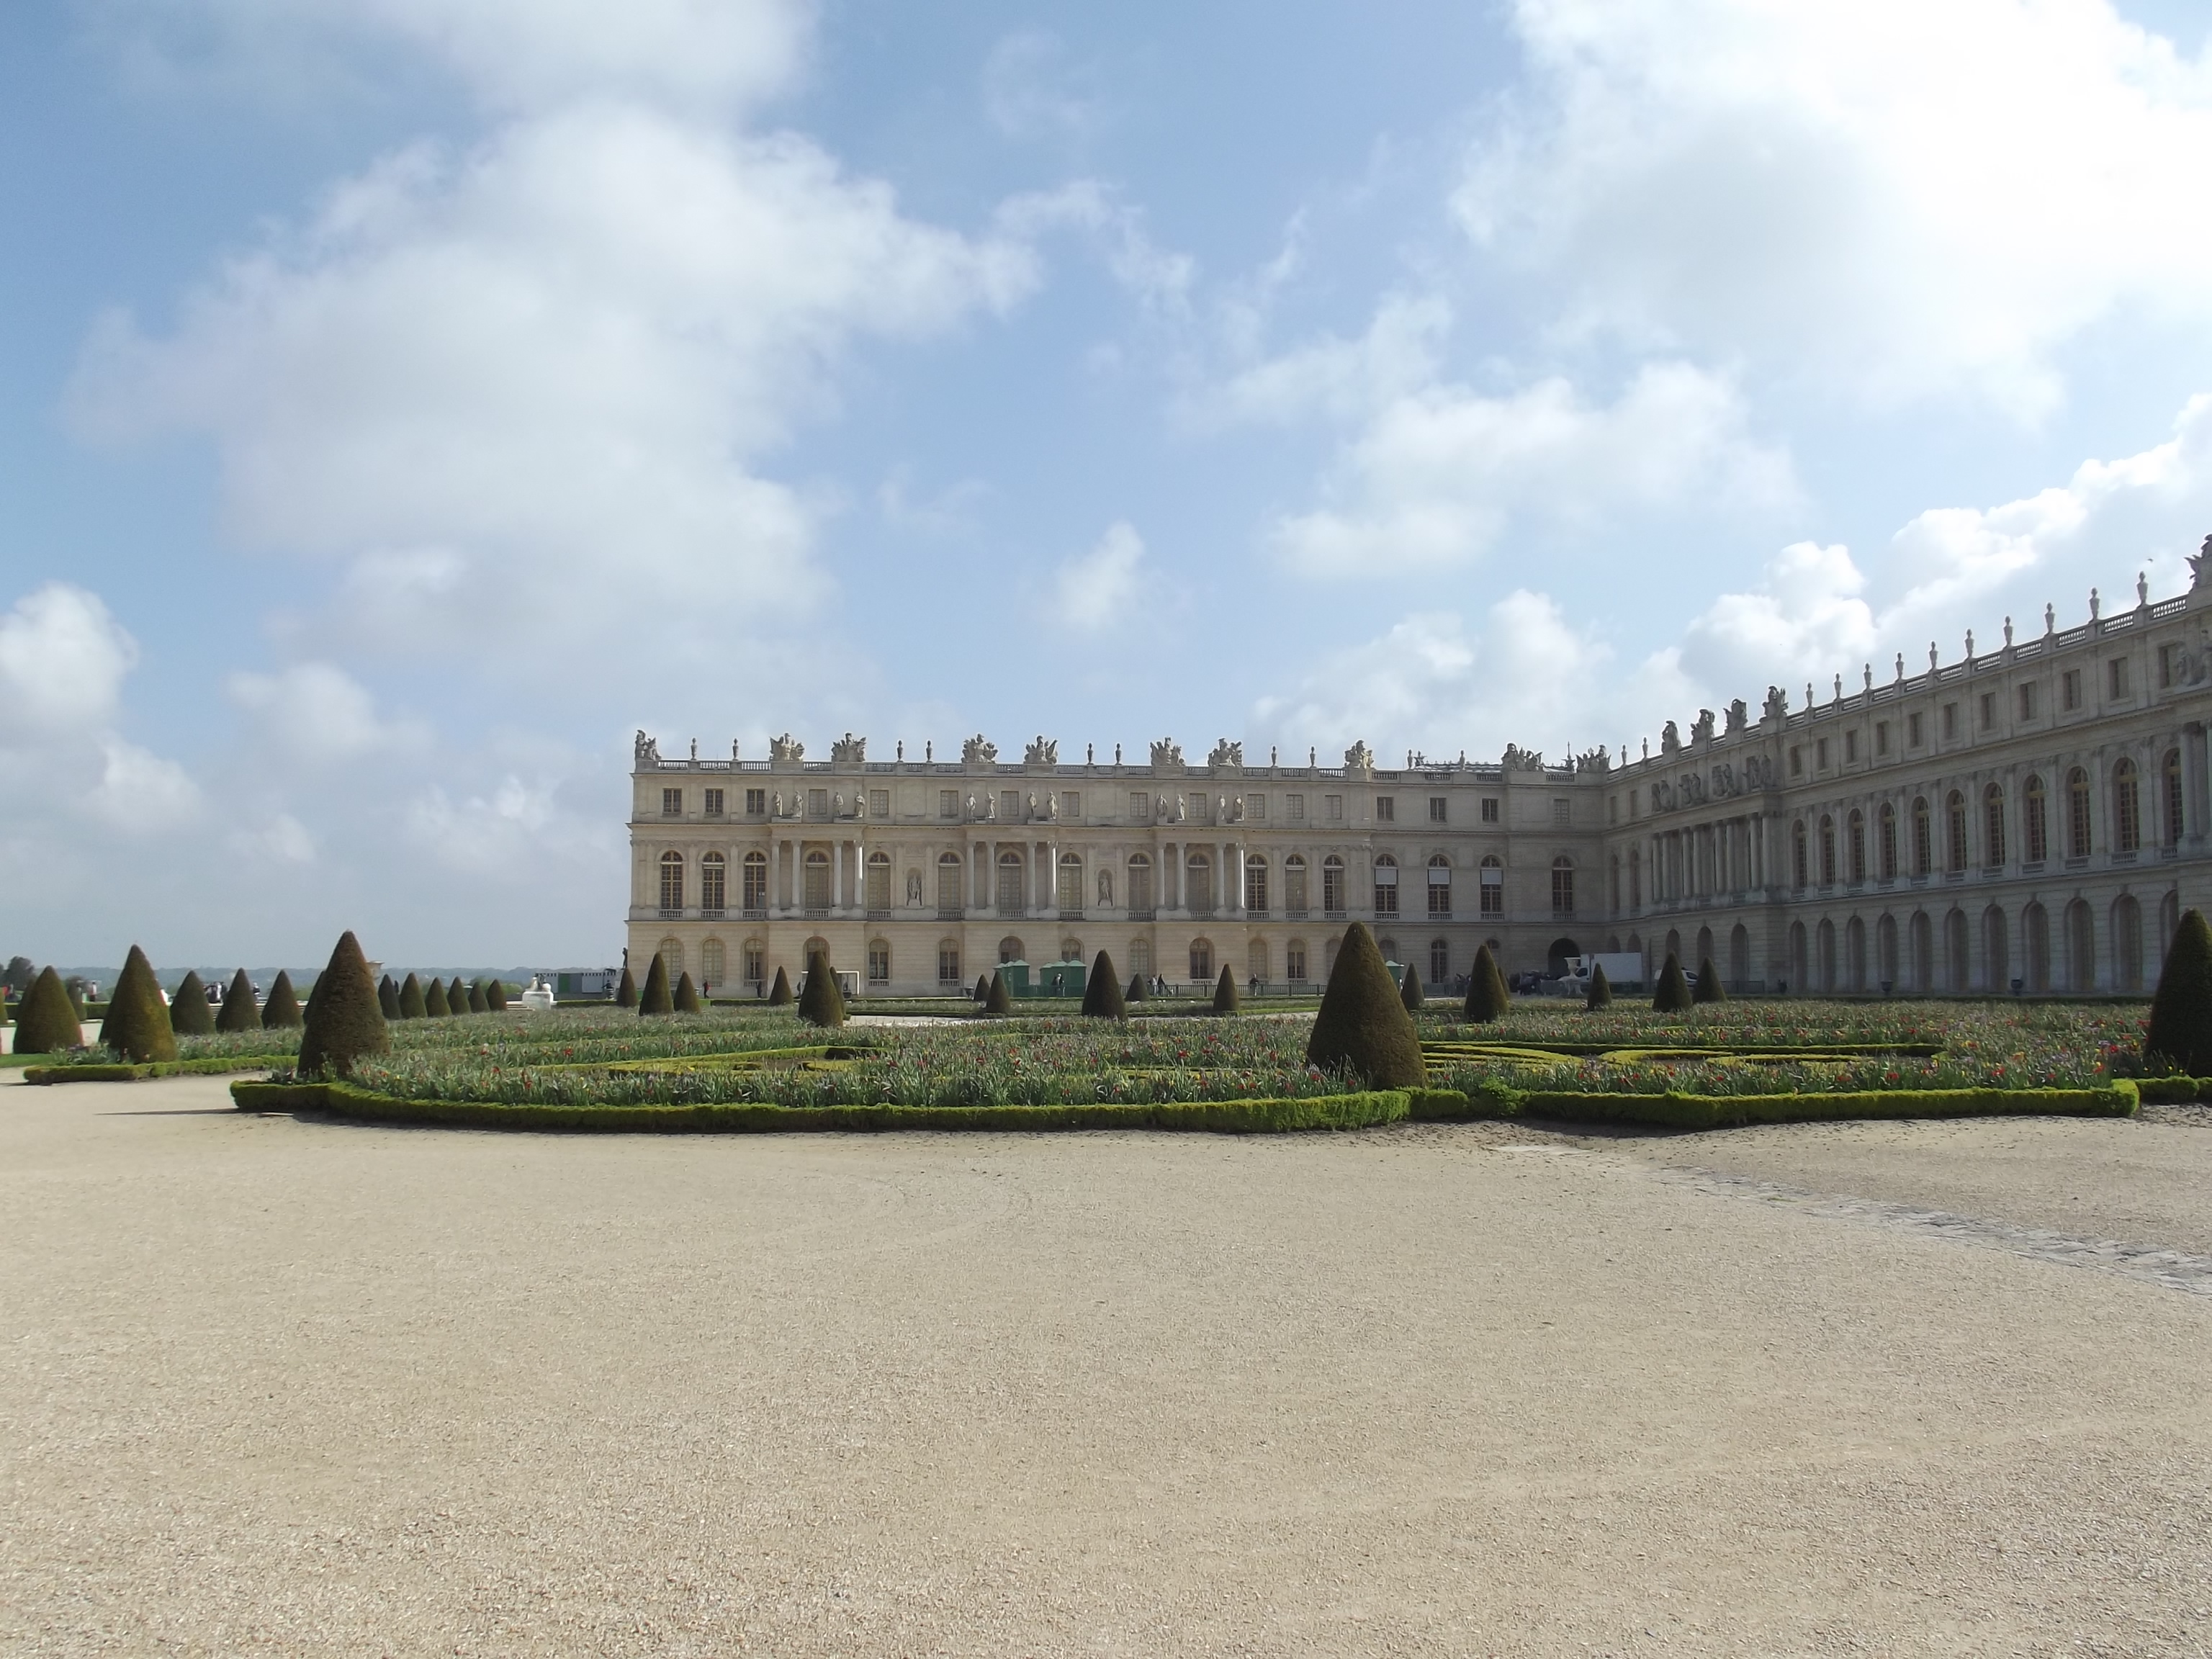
left=830, top=732, right=866, bottom=763
left=962, top=734, right=998, bottom=765
left=1024, top=735, right=1058, bottom=765
left=1660, top=720, right=1682, bottom=755
left=1343, top=740, right=1375, bottom=775
left=1207, top=738, right=1244, bottom=769
left=1151, top=737, right=1184, bottom=768
left=769, top=733, right=804, bottom=763
left=633, top=730, right=660, bottom=765
left=1725, top=698, right=1749, bottom=735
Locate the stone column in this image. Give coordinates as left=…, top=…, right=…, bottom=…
left=986, top=840, right=999, bottom=915
left=831, top=840, right=844, bottom=911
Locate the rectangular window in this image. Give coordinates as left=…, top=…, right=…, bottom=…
left=1248, top=793, right=1266, bottom=820
left=868, top=788, right=889, bottom=818
left=940, top=789, right=958, bottom=819
left=661, top=788, right=683, bottom=817
left=1790, top=747, right=1803, bottom=776
left=1061, top=791, right=1080, bottom=819
left=2019, top=683, right=2037, bottom=720
left=1816, top=737, right=1829, bottom=770
left=1287, top=793, right=1305, bottom=821
left=1131, top=791, right=1152, bottom=822
left=1552, top=798, right=1570, bottom=825
left=704, top=788, right=724, bottom=817
left=937, top=943, right=961, bottom=985
left=745, top=788, right=766, bottom=817
left=1426, top=863, right=1451, bottom=917
left=807, top=788, right=829, bottom=817
left=1325, top=794, right=1344, bottom=823
left=2062, top=668, right=2082, bottom=711
left=1876, top=721, right=1889, bottom=755
left=1979, top=692, right=1995, bottom=730
left=1845, top=730, right=1858, bottom=763
left=1480, top=797, right=1500, bottom=823
left=999, top=790, right=1020, bottom=820
left=1285, top=941, right=1307, bottom=982
left=1908, top=711, right=1924, bottom=747
left=701, top=858, right=725, bottom=912
left=1373, top=863, right=1398, bottom=915
left=742, top=858, right=767, bottom=911
left=1551, top=863, right=1574, bottom=916
left=2160, top=644, right=2177, bottom=688
left=868, top=942, right=891, bottom=984
left=1430, top=796, right=1447, bottom=822
left=1480, top=863, right=1503, bottom=916
left=2109, top=657, right=2130, bottom=698
left=1375, top=795, right=1395, bottom=822
left=1244, top=860, right=1267, bottom=912
left=1941, top=703, right=1957, bottom=740
left=743, top=943, right=765, bottom=986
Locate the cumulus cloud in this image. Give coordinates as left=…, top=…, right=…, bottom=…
left=1457, top=0, right=2212, bottom=415
left=0, top=584, right=139, bottom=734
left=996, top=181, right=1194, bottom=313
left=1050, top=521, right=1147, bottom=631
left=227, top=662, right=424, bottom=760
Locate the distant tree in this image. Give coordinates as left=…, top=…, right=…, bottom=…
left=12, top=966, right=81, bottom=1055
left=398, top=973, right=428, bottom=1020
left=1081, top=950, right=1127, bottom=1019
left=1585, top=961, right=1613, bottom=1010
left=100, top=946, right=178, bottom=1063
left=638, top=953, right=675, bottom=1016
left=616, top=964, right=638, bottom=1009
left=1693, top=955, right=1728, bottom=1004
left=2146, top=909, right=2212, bottom=1076
left=168, top=969, right=216, bottom=1036
left=1213, top=964, right=1241, bottom=1015
left=297, top=931, right=391, bottom=1080
left=377, top=974, right=400, bottom=1020
left=1652, top=953, right=1693, bottom=1014
left=1463, top=944, right=1508, bottom=1023
left=984, top=968, right=1012, bottom=1015
left=1305, top=922, right=1424, bottom=1088
left=767, top=966, right=793, bottom=1006
left=673, top=971, right=701, bottom=1013
left=260, top=970, right=303, bottom=1029
left=1398, top=961, right=1424, bottom=1012
left=799, top=950, right=848, bottom=1028
left=1, top=956, right=35, bottom=996
left=217, top=969, right=261, bottom=1033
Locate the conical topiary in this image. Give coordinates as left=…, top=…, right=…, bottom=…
left=467, top=979, right=488, bottom=1014
left=1127, top=972, right=1148, bottom=1002
left=674, top=971, right=701, bottom=1013
left=12, top=966, right=82, bottom=1054
left=378, top=974, right=400, bottom=1019
left=1586, top=961, right=1613, bottom=1010
left=974, top=972, right=992, bottom=1004
left=2145, top=908, right=2212, bottom=1075
left=766, top=964, right=793, bottom=1006
left=616, top=964, right=638, bottom=1008
left=1399, top=961, right=1424, bottom=1012
left=1653, top=952, right=1692, bottom=1014
left=1693, top=955, right=1727, bottom=1004
left=485, top=979, right=508, bottom=1012
left=799, top=950, right=848, bottom=1028
left=639, top=952, right=675, bottom=1016
left=261, top=970, right=303, bottom=1028
left=1306, top=922, right=1426, bottom=1088
left=424, top=976, right=450, bottom=1017
left=1213, top=963, right=1241, bottom=1015
left=397, top=973, right=427, bottom=1019
left=168, top=969, right=216, bottom=1036
left=217, top=968, right=261, bottom=1033
left=447, top=976, right=469, bottom=1016
left=297, top=930, right=391, bottom=1080
left=101, top=946, right=177, bottom=1063
left=984, top=967, right=1012, bottom=1016
left=1463, top=943, right=1508, bottom=1022
left=1082, top=950, right=1127, bottom=1019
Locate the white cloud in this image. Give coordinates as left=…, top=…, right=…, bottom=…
left=228, top=811, right=317, bottom=865
left=1458, top=0, right=2212, bottom=415
left=71, top=102, right=1038, bottom=678
left=1265, top=359, right=1796, bottom=575
left=997, top=181, right=1193, bottom=313
left=0, top=584, right=138, bottom=734
left=1051, top=521, right=1147, bottom=631
left=983, top=30, right=1101, bottom=141
left=1192, top=293, right=1449, bottom=430
left=228, top=661, right=424, bottom=760
left=405, top=773, right=607, bottom=876
left=84, top=739, right=204, bottom=835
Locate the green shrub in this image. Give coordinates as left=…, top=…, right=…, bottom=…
left=2145, top=908, right=2212, bottom=1075
left=101, top=946, right=177, bottom=1063
left=799, top=951, right=848, bottom=1028
left=1464, top=943, right=1508, bottom=1023
left=1213, top=964, right=1241, bottom=1015
left=12, top=966, right=81, bottom=1055
left=974, top=972, right=992, bottom=1004
left=1398, top=961, right=1424, bottom=1012
left=377, top=974, right=400, bottom=1019
left=766, top=965, right=793, bottom=1006
left=467, top=979, right=489, bottom=1014
left=674, top=971, right=701, bottom=1014
left=169, top=970, right=217, bottom=1036
left=1516, top=1084, right=2135, bottom=1131
left=616, top=965, right=638, bottom=1009
left=216, top=969, right=261, bottom=1033
left=1306, top=921, right=1426, bottom=1088
left=485, top=979, right=508, bottom=1012
left=1082, top=950, right=1127, bottom=1019
left=424, top=976, right=451, bottom=1017
left=446, top=976, right=469, bottom=1016
left=397, top=973, right=427, bottom=1019
left=1694, top=955, right=1727, bottom=1004
left=638, top=953, right=675, bottom=1016
left=261, top=970, right=303, bottom=1029
left=1586, top=961, right=1612, bottom=1010
left=297, top=930, right=392, bottom=1080
left=1652, top=953, right=1692, bottom=1014
left=984, top=968, right=1012, bottom=1017
left=1127, top=973, right=1148, bottom=1002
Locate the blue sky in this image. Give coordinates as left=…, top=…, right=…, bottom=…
left=6, top=0, right=2212, bottom=966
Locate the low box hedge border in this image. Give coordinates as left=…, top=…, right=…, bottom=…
left=1421, top=1040, right=1947, bottom=1059
left=25, top=1056, right=290, bottom=1084
left=232, top=1080, right=1415, bottom=1135
left=1512, top=1083, right=2137, bottom=1130
left=2132, top=1076, right=2212, bottom=1104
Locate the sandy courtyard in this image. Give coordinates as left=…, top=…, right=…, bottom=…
left=4, top=1074, right=2211, bottom=1657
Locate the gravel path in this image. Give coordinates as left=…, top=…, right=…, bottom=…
left=4, top=1074, right=2211, bottom=1656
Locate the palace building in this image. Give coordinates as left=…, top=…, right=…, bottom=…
left=627, top=561, right=2212, bottom=999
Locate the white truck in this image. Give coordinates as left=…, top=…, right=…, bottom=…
left=1553, top=953, right=1647, bottom=997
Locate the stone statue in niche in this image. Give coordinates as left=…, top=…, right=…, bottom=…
left=1097, top=868, right=1115, bottom=906
left=633, top=730, right=660, bottom=765
left=830, top=732, right=866, bottom=763
left=1151, top=737, right=1184, bottom=768
left=962, top=734, right=997, bottom=765
left=1025, top=736, right=1058, bottom=765
left=1653, top=779, right=1675, bottom=811
left=769, top=733, right=803, bottom=763
left=1680, top=772, right=1707, bottom=805
left=1025, top=793, right=1040, bottom=822
left=1045, top=792, right=1060, bottom=821
left=770, top=791, right=783, bottom=817
left=853, top=791, right=867, bottom=820
left=905, top=870, right=922, bottom=907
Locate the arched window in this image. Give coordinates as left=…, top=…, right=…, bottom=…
left=701, top=938, right=726, bottom=988
left=867, top=939, right=891, bottom=984
left=1284, top=854, right=1308, bottom=916
left=1878, top=801, right=1898, bottom=880
left=1057, top=853, right=1084, bottom=914
left=1059, top=937, right=1082, bottom=961
left=2067, top=768, right=2092, bottom=859
left=803, top=847, right=830, bottom=912
left=742, top=850, right=768, bottom=912
left=996, top=849, right=1026, bottom=914
left=1550, top=856, right=1575, bottom=917
left=1190, top=938, right=1213, bottom=982
left=1285, top=938, right=1308, bottom=982
left=1187, top=852, right=1214, bottom=916
left=1982, top=783, right=2005, bottom=869
left=998, top=936, right=1025, bottom=964
left=866, top=849, right=891, bottom=914
left=1372, top=854, right=1399, bottom=917
left=1322, top=855, right=1346, bottom=915
left=1791, top=821, right=1808, bottom=889
left=1480, top=854, right=1504, bottom=916
left=1946, top=791, right=1968, bottom=873
left=1244, top=855, right=1269, bottom=913
left=1377, top=937, right=1399, bottom=966
left=1819, top=814, right=1836, bottom=886
left=1912, top=796, right=1933, bottom=876
left=2114, top=757, right=2141, bottom=853
left=1429, top=938, right=1450, bottom=984
left=1249, top=939, right=1270, bottom=984
left=1427, top=854, right=1452, bottom=917
left=659, top=850, right=684, bottom=912
left=936, top=851, right=963, bottom=915
left=1128, top=853, right=1154, bottom=916
left=1847, top=809, right=1866, bottom=884
left=2164, top=747, right=2185, bottom=846
left=657, top=937, right=684, bottom=981
left=1324, top=935, right=1341, bottom=979
left=2023, top=775, right=2047, bottom=864
left=701, top=851, right=726, bottom=914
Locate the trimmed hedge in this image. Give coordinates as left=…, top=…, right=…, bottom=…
left=28, top=1056, right=290, bottom=1084
left=102, top=946, right=177, bottom=1063
left=1514, top=1084, right=2137, bottom=1130
left=1213, top=964, right=1241, bottom=1015
left=12, top=966, right=82, bottom=1055
left=170, top=971, right=216, bottom=1036
left=1082, top=950, right=1127, bottom=1019
left=261, top=971, right=303, bottom=1029
left=1307, top=921, right=1425, bottom=1087
left=234, top=1080, right=1416, bottom=1136
left=638, top=953, right=675, bottom=1016
left=1464, top=943, right=1508, bottom=1023
left=2145, top=908, right=2212, bottom=1074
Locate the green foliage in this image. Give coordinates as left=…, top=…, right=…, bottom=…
left=1584, top=961, right=1614, bottom=1010
left=799, top=950, right=848, bottom=1028
left=467, top=979, right=488, bottom=1014
left=1306, top=921, right=1426, bottom=1088
left=12, top=966, right=81, bottom=1055
left=639, top=953, right=675, bottom=1016
left=485, top=979, right=508, bottom=1012
left=1213, top=964, right=1241, bottom=1015
left=297, top=930, right=392, bottom=1080
left=169, top=970, right=217, bottom=1036
left=983, top=968, right=1012, bottom=1016
left=101, top=946, right=178, bottom=1063
left=1127, top=972, right=1149, bottom=1002
left=1398, top=961, right=1424, bottom=1012
left=1652, top=953, right=1693, bottom=1014
left=766, top=965, right=793, bottom=1005
left=674, top=971, right=701, bottom=1014
left=446, top=976, right=469, bottom=1016
left=616, top=965, right=638, bottom=1008
left=261, top=970, right=303, bottom=1028
left=1081, top=950, right=1127, bottom=1019
left=1, top=955, right=33, bottom=996
left=1463, top=943, right=1508, bottom=1022
left=377, top=975, right=400, bottom=1019
left=216, top=970, right=259, bottom=1034
left=1514, top=1084, right=2134, bottom=1130
left=2145, top=908, right=2212, bottom=1074
left=1694, top=955, right=1727, bottom=1004
left=397, top=973, right=428, bottom=1019
left=424, top=976, right=451, bottom=1017
left=974, top=973, right=992, bottom=1003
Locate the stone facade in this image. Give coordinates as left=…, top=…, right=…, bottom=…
left=626, top=568, right=2212, bottom=999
